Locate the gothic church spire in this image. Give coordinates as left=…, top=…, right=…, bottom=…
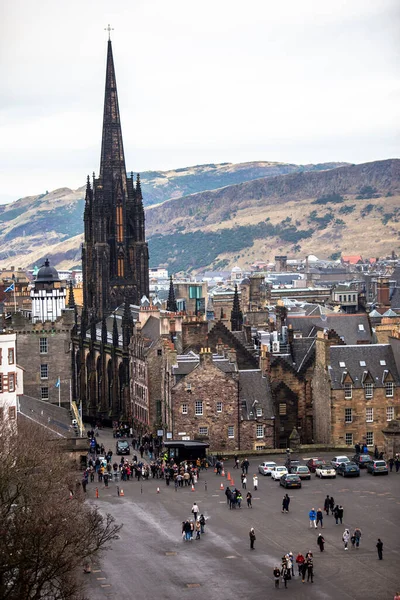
left=231, top=284, right=243, bottom=332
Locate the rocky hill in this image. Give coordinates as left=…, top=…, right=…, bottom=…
left=0, top=159, right=398, bottom=272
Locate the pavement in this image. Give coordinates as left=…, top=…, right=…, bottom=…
left=81, top=432, right=400, bottom=600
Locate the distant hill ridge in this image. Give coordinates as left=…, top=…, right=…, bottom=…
left=0, top=159, right=398, bottom=272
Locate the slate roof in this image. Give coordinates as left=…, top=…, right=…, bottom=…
left=329, top=344, right=400, bottom=389
left=172, top=353, right=237, bottom=376
left=239, top=370, right=274, bottom=419
left=287, top=313, right=372, bottom=345
left=141, top=315, right=161, bottom=343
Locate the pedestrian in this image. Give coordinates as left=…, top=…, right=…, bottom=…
left=253, top=474, right=258, bottom=490
left=354, top=527, right=362, bottom=548
left=199, top=514, right=206, bottom=534
left=236, top=490, right=243, bottom=508
left=343, top=528, right=350, bottom=550
left=376, top=538, right=383, bottom=560
left=183, top=520, right=191, bottom=541
left=233, top=454, right=239, bottom=469
left=281, top=564, right=291, bottom=588
left=301, top=561, right=308, bottom=583
left=288, top=552, right=295, bottom=576
left=296, top=552, right=305, bottom=576
left=324, top=495, right=330, bottom=516
left=195, top=520, right=201, bottom=540
left=306, top=556, right=314, bottom=583
left=285, top=493, right=290, bottom=512
left=309, top=507, right=317, bottom=528
left=329, top=496, right=335, bottom=515
left=189, top=520, right=194, bottom=540
left=273, top=565, right=281, bottom=588
left=395, top=456, right=400, bottom=472
left=225, top=486, right=232, bottom=506
left=389, top=457, right=394, bottom=472
left=317, top=533, right=325, bottom=552
left=242, top=475, right=247, bottom=490
left=374, top=445, right=379, bottom=459
left=249, top=527, right=256, bottom=550
left=316, top=508, right=324, bottom=528
left=338, top=505, right=344, bottom=524
left=282, top=495, right=288, bottom=513
left=191, top=502, right=199, bottom=522
left=246, top=491, right=252, bottom=508
left=243, top=458, right=250, bottom=474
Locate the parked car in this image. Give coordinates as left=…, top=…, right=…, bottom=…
left=353, top=454, right=373, bottom=468
left=258, top=461, right=277, bottom=476
left=116, top=440, right=130, bottom=455
left=331, top=456, right=350, bottom=469
left=271, top=466, right=288, bottom=480
left=285, top=459, right=300, bottom=470
left=306, top=458, right=327, bottom=473
left=279, top=474, right=302, bottom=489
left=336, top=461, right=360, bottom=477
left=366, top=460, right=389, bottom=475
left=315, top=464, right=336, bottom=478
left=290, top=465, right=311, bottom=480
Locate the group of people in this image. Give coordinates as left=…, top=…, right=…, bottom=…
left=308, top=500, right=344, bottom=527
left=182, top=503, right=207, bottom=541
left=272, top=551, right=315, bottom=588
left=224, top=486, right=245, bottom=508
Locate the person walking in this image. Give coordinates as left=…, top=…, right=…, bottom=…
left=306, top=556, right=314, bottom=583
left=376, top=538, right=383, bottom=560
left=284, top=493, right=290, bottom=512
left=354, top=527, right=362, bottom=548
left=195, top=520, right=201, bottom=540
left=242, top=475, right=247, bottom=490
left=329, top=496, right=335, bottom=515
left=389, top=457, right=394, bottom=472
left=288, top=552, right=295, bottom=576
left=246, top=491, right=252, bottom=508
left=282, top=495, right=288, bottom=513
left=338, top=505, right=344, bottom=524
left=296, top=552, right=305, bottom=576
left=343, top=528, right=350, bottom=550
left=316, top=508, right=324, bottom=528
left=273, top=566, right=281, bottom=588
left=249, top=527, right=256, bottom=550
left=395, top=455, right=400, bottom=472
left=225, top=486, right=232, bottom=506
left=309, top=507, right=317, bottom=528
left=191, top=502, right=199, bottom=522
left=317, top=533, right=325, bottom=552
left=253, top=475, right=258, bottom=490
left=281, top=564, right=291, bottom=588
left=324, top=495, right=330, bottom=516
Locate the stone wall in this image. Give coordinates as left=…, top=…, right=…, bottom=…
left=239, top=419, right=274, bottom=452
left=312, top=334, right=333, bottom=443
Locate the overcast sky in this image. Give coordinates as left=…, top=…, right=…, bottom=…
left=0, top=0, right=399, bottom=204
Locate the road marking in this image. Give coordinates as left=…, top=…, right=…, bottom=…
left=186, top=583, right=201, bottom=588
left=93, top=569, right=102, bottom=573
left=225, top=555, right=238, bottom=559
left=165, top=552, right=177, bottom=556
left=96, top=577, right=106, bottom=580
left=101, top=584, right=111, bottom=588
left=212, top=494, right=219, bottom=497
left=219, top=501, right=226, bottom=504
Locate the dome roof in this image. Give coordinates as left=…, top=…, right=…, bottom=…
left=231, top=265, right=242, bottom=272
left=35, top=259, right=60, bottom=283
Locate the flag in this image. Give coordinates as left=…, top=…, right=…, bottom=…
left=55, top=377, right=60, bottom=388
left=4, top=283, right=14, bottom=293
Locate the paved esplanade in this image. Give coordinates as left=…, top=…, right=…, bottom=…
left=84, top=432, right=399, bottom=599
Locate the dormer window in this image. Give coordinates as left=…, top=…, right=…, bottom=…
left=359, top=361, right=366, bottom=367
left=344, top=383, right=352, bottom=399
left=339, top=361, right=346, bottom=368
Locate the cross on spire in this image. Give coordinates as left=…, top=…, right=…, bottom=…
left=104, top=24, right=114, bottom=40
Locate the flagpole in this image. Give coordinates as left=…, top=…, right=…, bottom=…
left=13, top=285, right=16, bottom=313
left=58, top=379, right=61, bottom=407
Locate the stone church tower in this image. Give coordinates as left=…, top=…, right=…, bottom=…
left=82, top=39, right=149, bottom=323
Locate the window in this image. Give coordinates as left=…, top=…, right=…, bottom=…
left=364, top=383, right=373, bottom=399
left=345, top=408, right=352, bottom=423
left=199, top=427, right=208, bottom=436
left=8, top=374, right=15, bottom=393
left=8, top=348, right=14, bottom=365
left=195, top=401, right=203, bottom=416
left=358, top=324, right=365, bottom=332
left=189, top=285, right=201, bottom=299
left=228, top=426, right=234, bottom=438
left=157, top=349, right=162, bottom=356
left=387, top=407, right=394, bottom=421
left=0, top=407, right=3, bottom=419
left=366, top=407, right=373, bottom=422
left=8, top=406, right=16, bottom=420
left=216, top=402, right=223, bottom=413
left=279, top=403, right=287, bottom=416
left=353, top=295, right=356, bottom=302
left=345, top=433, right=353, bottom=446
left=0, top=375, right=2, bottom=393
left=181, top=403, right=188, bottom=415
left=385, top=382, right=394, bottom=398
left=40, top=364, right=48, bottom=379
left=359, top=361, right=366, bottom=367
left=344, top=383, right=352, bottom=399
left=339, top=295, right=342, bottom=302
left=366, top=431, right=374, bottom=446
left=256, top=424, right=264, bottom=438
left=41, top=387, right=49, bottom=400
left=0, top=348, right=2, bottom=365
left=39, top=338, right=48, bottom=354
left=339, top=361, right=346, bottom=368
left=116, top=205, right=124, bottom=243
left=380, top=360, right=386, bottom=366
left=256, top=406, right=263, bottom=417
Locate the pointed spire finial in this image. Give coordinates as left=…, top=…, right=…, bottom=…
left=68, top=280, right=76, bottom=308
left=112, top=312, right=119, bottom=347
left=231, top=283, right=243, bottom=332
left=105, top=24, right=114, bottom=41
left=167, top=275, right=177, bottom=312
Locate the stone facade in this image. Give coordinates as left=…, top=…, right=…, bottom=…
left=171, top=349, right=239, bottom=451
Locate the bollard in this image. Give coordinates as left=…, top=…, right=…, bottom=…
left=117, top=486, right=120, bottom=497
left=141, top=484, right=143, bottom=494
left=205, top=480, right=207, bottom=492
left=95, top=488, right=99, bottom=498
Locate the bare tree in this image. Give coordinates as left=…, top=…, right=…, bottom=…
left=0, top=419, right=121, bottom=600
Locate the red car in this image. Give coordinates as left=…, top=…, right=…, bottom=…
left=306, top=458, right=327, bottom=473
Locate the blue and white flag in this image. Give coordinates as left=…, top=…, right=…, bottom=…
left=55, top=377, right=60, bottom=388
left=4, top=283, right=14, bottom=293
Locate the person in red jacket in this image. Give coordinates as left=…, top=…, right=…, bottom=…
left=296, top=552, right=305, bottom=576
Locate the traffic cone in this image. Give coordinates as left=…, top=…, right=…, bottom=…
left=95, top=488, right=99, bottom=498
left=227, top=471, right=231, bottom=481
left=191, top=484, right=195, bottom=492
left=221, top=469, right=225, bottom=477
left=157, top=487, right=160, bottom=493
left=231, top=479, right=235, bottom=486
left=120, top=488, right=124, bottom=497
left=220, top=482, right=224, bottom=490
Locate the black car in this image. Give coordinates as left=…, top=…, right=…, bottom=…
left=352, top=454, right=373, bottom=468
left=336, top=461, right=360, bottom=477
left=116, top=440, right=130, bottom=455
left=279, top=474, right=302, bottom=489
